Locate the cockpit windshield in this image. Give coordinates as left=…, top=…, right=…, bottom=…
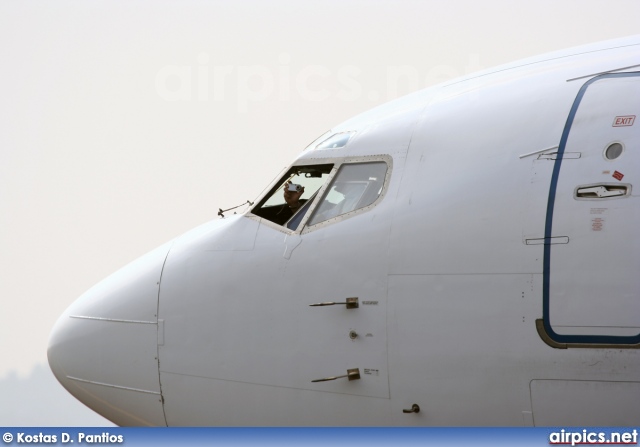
left=307, top=162, right=387, bottom=226
left=251, top=158, right=390, bottom=231
left=251, top=164, right=334, bottom=227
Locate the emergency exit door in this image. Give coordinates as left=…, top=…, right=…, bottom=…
left=543, top=72, right=640, bottom=345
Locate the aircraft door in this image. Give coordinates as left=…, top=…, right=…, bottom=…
left=544, top=72, right=640, bottom=345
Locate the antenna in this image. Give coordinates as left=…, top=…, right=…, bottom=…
left=218, top=200, right=254, bottom=218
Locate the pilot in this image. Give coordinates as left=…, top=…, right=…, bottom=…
left=273, top=181, right=305, bottom=225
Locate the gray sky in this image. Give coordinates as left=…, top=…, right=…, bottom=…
left=1, top=0, right=639, bottom=425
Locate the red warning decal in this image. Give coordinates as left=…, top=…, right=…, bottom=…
left=612, top=115, right=635, bottom=127
left=591, top=218, right=604, bottom=231
left=612, top=170, right=624, bottom=181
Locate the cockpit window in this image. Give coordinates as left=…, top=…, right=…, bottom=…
left=315, top=132, right=355, bottom=150
left=252, top=164, right=334, bottom=227
left=307, top=162, right=387, bottom=226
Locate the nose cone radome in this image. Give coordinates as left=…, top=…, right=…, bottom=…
left=48, top=242, right=172, bottom=426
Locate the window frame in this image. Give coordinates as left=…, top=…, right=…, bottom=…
left=246, top=155, right=392, bottom=234
left=304, top=159, right=391, bottom=230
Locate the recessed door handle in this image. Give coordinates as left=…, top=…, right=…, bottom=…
left=576, top=184, right=629, bottom=198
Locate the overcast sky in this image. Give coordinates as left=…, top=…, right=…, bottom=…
left=1, top=0, right=639, bottom=425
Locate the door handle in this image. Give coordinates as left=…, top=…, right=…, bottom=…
left=575, top=184, right=629, bottom=199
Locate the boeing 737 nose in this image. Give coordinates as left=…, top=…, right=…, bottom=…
left=48, top=242, right=172, bottom=426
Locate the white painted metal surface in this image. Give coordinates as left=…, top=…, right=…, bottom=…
left=48, top=35, right=640, bottom=426
left=48, top=242, right=172, bottom=426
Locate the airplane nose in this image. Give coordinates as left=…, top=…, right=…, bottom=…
left=48, top=242, right=172, bottom=426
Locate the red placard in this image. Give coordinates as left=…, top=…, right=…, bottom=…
left=612, top=115, right=635, bottom=127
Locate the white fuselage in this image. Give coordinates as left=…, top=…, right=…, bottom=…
left=48, top=36, right=640, bottom=426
